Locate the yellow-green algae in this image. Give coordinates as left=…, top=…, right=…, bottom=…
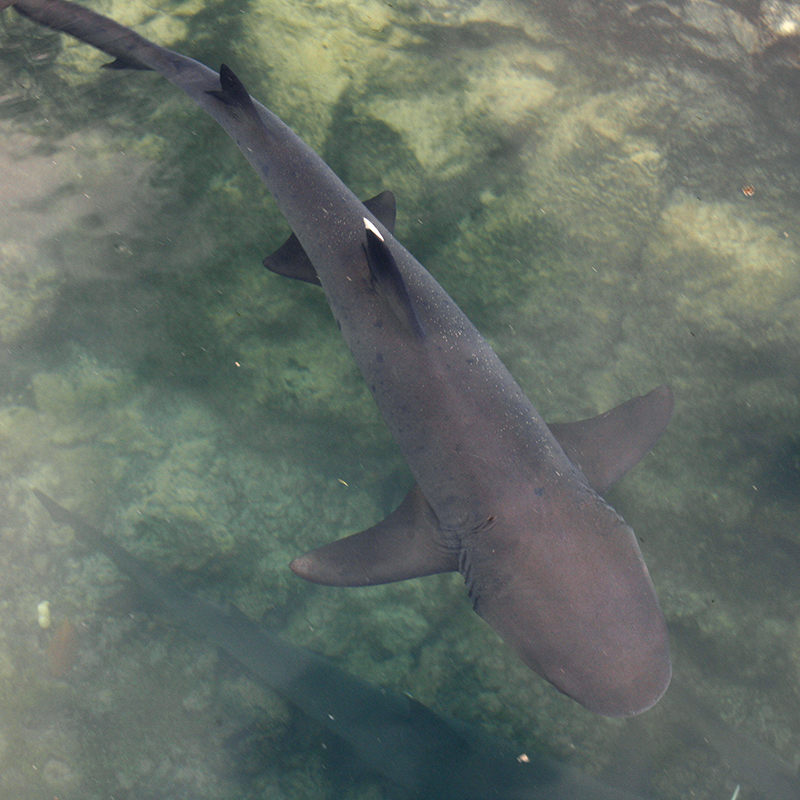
left=0, top=241, right=61, bottom=345
left=642, top=190, right=800, bottom=350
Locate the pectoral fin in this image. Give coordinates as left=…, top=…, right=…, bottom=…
left=263, top=190, right=397, bottom=285
left=289, top=484, right=456, bottom=586
left=548, top=385, right=674, bottom=495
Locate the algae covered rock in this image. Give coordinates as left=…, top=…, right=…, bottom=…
left=0, top=240, right=60, bottom=345
left=522, top=82, right=671, bottom=272
left=642, top=190, right=800, bottom=353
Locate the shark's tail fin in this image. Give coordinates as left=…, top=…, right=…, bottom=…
left=10, top=0, right=156, bottom=70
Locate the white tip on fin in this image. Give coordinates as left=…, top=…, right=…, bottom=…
left=364, top=217, right=384, bottom=241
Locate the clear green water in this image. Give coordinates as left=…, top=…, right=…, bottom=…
left=0, top=0, right=799, bottom=798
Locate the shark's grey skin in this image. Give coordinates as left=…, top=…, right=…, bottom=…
left=33, top=489, right=653, bottom=800
left=8, top=0, right=674, bottom=716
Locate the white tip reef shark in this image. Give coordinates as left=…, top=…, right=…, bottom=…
left=7, top=0, right=674, bottom=716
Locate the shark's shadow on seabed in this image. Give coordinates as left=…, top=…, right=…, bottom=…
left=34, top=489, right=652, bottom=800
left=35, top=491, right=800, bottom=800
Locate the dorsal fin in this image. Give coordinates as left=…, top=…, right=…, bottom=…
left=363, top=220, right=425, bottom=341
left=205, top=63, right=257, bottom=114
left=362, top=191, right=397, bottom=233
left=263, top=191, right=396, bottom=285
left=548, top=385, right=674, bottom=495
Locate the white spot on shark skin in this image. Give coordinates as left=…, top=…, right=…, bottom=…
left=363, top=217, right=384, bottom=241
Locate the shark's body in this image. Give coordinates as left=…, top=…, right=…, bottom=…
left=34, top=489, right=652, bottom=800
left=9, top=0, right=674, bottom=715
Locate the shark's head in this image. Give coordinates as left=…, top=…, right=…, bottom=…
left=465, top=482, right=671, bottom=717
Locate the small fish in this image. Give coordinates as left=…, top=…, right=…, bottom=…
left=47, top=617, right=78, bottom=678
